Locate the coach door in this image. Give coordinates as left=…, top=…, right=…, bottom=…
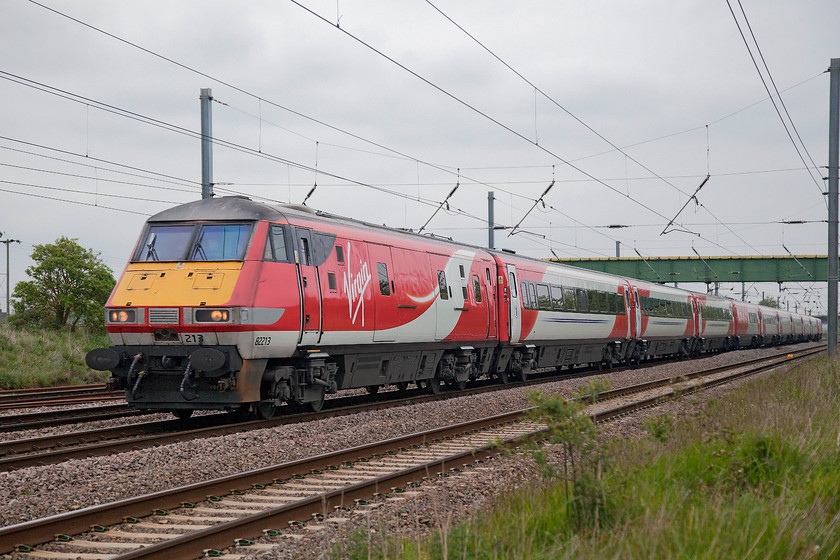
left=623, top=281, right=637, bottom=338
left=296, top=229, right=322, bottom=346
left=506, top=264, right=521, bottom=343
left=485, top=267, right=497, bottom=339
left=691, top=295, right=701, bottom=337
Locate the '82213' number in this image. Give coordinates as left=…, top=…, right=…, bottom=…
left=254, top=336, right=272, bottom=346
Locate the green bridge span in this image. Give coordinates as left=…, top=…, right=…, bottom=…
left=553, top=255, right=834, bottom=284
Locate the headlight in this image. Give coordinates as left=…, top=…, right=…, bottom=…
left=107, top=309, right=137, bottom=323
left=195, top=309, right=231, bottom=322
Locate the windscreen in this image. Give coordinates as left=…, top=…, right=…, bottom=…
left=134, top=222, right=253, bottom=262
left=191, top=224, right=251, bottom=261
left=137, top=225, right=194, bottom=262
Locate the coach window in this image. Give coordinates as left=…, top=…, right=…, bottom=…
left=521, top=282, right=532, bottom=309
left=564, top=286, right=577, bottom=311
left=551, top=285, right=564, bottom=310
left=335, top=245, right=345, bottom=264
left=537, top=284, right=551, bottom=310
left=327, top=272, right=338, bottom=291
left=528, top=283, right=537, bottom=310
left=577, top=288, right=589, bottom=312
left=508, top=273, right=518, bottom=297
left=587, top=290, right=599, bottom=313
left=473, top=276, right=482, bottom=303
left=377, top=262, right=391, bottom=296
left=438, top=270, right=449, bottom=300
left=459, top=264, right=465, bottom=278
left=599, top=292, right=609, bottom=314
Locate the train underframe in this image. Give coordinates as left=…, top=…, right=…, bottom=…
left=96, top=331, right=819, bottom=420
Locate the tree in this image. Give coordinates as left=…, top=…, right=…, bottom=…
left=758, top=296, right=780, bottom=308
left=12, top=237, right=115, bottom=331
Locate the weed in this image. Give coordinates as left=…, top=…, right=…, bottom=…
left=0, top=323, right=110, bottom=388
left=527, top=385, right=611, bottom=535
left=643, top=414, right=673, bottom=442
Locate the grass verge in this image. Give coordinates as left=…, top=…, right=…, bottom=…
left=341, top=356, right=840, bottom=559
left=0, top=323, right=111, bottom=388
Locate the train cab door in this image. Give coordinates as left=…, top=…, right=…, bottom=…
left=368, top=243, right=397, bottom=342
left=506, top=264, right=521, bottom=343
left=295, top=228, right=322, bottom=346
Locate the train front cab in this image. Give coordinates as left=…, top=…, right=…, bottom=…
left=86, top=198, right=306, bottom=418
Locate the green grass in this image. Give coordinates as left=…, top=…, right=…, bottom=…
left=341, top=356, right=840, bottom=560
left=0, top=323, right=111, bottom=388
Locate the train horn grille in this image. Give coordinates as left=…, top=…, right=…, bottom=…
left=148, top=308, right=179, bottom=325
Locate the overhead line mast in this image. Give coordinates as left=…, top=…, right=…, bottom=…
left=827, top=58, right=839, bottom=357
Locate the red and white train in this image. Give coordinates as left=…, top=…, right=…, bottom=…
left=86, top=196, right=822, bottom=418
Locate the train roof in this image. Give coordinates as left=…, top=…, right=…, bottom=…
left=143, top=198, right=817, bottom=320
left=148, top=196, right=288, bottom=223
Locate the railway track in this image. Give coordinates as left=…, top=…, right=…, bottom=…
left=0, top=345, right=821, bottom=559
left=0, top=403, right=148, bottom=433
left=0, top=358, right=602, bottom=432
left=0, top=367, right=584, bottom=471
left=0, top=344, right=814, bottom=434
left=0, top=383, right=123, bottom=411
left=0, top=345, right=822, bottom=472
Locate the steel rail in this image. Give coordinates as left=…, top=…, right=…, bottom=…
left=0, top=392, right=124, bottom=411
left=0, top=383, right=107, bottom=397
left=0, top=403, right=144, bottom=433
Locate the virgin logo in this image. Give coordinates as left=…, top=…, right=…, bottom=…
left=342, top=242, right=371, bottom=326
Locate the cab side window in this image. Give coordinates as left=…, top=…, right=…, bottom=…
left=377, top=263, right=391, bottom=296
left=263, top=225, right=290, bottom=262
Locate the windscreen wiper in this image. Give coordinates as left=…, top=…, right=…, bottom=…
left=145, top=233, right=159, bottom=261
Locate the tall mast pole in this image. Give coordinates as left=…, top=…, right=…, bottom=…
left=828, top=59, right=839, bottom=356
left=1, top=238, right=20, bottom=316
left=488, top=191, right=495, bottom=249
left=200, top=88, right=214, bottom=199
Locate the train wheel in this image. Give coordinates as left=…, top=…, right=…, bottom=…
left=226, top=406, right=251, bottom=421
left=456, top=379, right=467, bottom=390
left=425, top=377, right=441, bottom=394
left=366, top=385, right=380, bottom=395
left=307, top=391, right=325, bottom=412
left=172, top=409, right=193, bottom=420
left=519, top=370, right=529, bottom=382
left=497, top=369, right=510, bottom=384
left=255, top=401, right=277, bottom=420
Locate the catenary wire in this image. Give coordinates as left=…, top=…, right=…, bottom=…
left=725, top=0, right=826, bottom=204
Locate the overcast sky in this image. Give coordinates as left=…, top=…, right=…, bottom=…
left=1, top=0, right=838, bottom=314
